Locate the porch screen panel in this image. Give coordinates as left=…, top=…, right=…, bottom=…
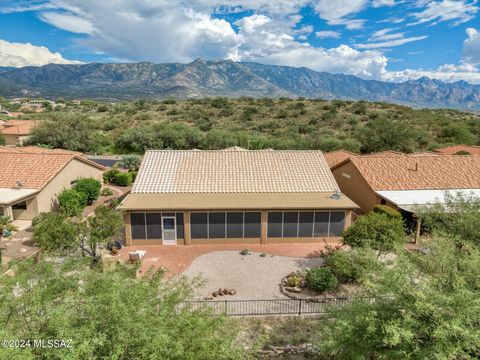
left=298, top=212, right=314, bottom=237
left=175, top=213, right=184, bottom=239
left=130, top=213, right=146, bottom=240
left=209, top=212, right=226, bottom=238
left=146, top=213, right=162, bottom=239
left=227, top=212, right=243, bottom=238
left=244, top=212, right=261, bottom=238
left=267, top=212, right=282, bottom=237
left=329, top=212, right=345, bottom=237
left=283, top=212, right=299, bottom=237
left=191, top=213, right=208, bottom=239
left=314, top=212, right=329, bottom=237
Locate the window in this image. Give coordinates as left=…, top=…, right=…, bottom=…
left=130, top=213, right=146, bottom=240
left=227, top=212, right=243, bottom=238
left=12, top=201, right=27, bottom=210
left=176, top=213, right=184, bottom=239
left=267, top=211, right=344, bottom=238
left=329, top=212, right=345, bottom=237
left=314, top=212, right=329, bottom=237
left=298, top=212, right=314, bottom=237
left=283, top=212, right=299, bottom=237
left=209, top=212, right=226, bottom=238
left=267, top=212, right=283, bottom=237
left=191, top=213, right=208, bottom=239
left=146, top=213, right=162, bottom=239
left=244, top=212, right=261, bottom=238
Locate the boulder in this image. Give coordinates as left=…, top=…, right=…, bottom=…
left=285, top=286, right=302, bottom=293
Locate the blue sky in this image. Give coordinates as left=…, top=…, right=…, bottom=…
left=0, top=1, right=479, bottom=83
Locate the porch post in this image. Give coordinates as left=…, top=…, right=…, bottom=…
left=414, top=216, right=422, bottom=244
left=260, top=210, right=267, bottom=244
left=124, top=211, right=132, bottom=246
left=184, top=211, right=191, bottom=245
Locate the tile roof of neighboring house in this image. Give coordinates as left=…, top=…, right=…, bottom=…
left=133, top=150, right=339, bottom=194
left=0, top=120, right=37, bottom=136
left=434, top=145, right=480, bottom=156
left=343, top=155, right=480, bottom=191
left=362, top=150, right=406, bottom=157
left=0, top=146, right=82, bottom=155
left=0, top=147, right=104, bottom=190
left=323, top=150, right=356, bottom=168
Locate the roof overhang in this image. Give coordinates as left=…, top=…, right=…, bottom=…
left=118, top=192, right=359, bottom=211
left=0, top=188, right=39, bottom=205
left=375, top=189, right=480, bottom=212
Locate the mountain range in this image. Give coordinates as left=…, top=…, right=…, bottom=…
left=0, top=59, right=479, bottom=109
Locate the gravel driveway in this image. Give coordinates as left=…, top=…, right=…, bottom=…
left=183, top=250, right=323, bottom=300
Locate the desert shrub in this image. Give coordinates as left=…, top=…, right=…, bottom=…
left=58, top=189, right=87, bottom=217
left=373, top=204, right=402, bottom=219
left=115, top=172, right=133, bottom=186
left=73, top=178, right=101, bottom=205
left=101, top=187, right=114, bottom=196
left=454, top=150, right=471, bottom=155
left=324, top=248, right=381, bottom=283
left=118, top=154, right=141, bottom=171
left=103, top=168, right=120, bottom=183
left=129, top=170, right=138, bottom=182
left=0, top=134, right=5, bottom=146
left=342, top=212, right=406, bottom=255
left=32, top=212, right=80, bottom=252
left=305, top=267, right=338, bottom=292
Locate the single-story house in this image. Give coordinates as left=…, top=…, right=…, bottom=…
left=0, top=147, right=105, bottom=220
left=0, top=120, right=37, bottom=146
left=331, top=154, right=480, bottom=216
left=118, top=150, right=358, bottom=245
left=434, top=145, right=480, bottom=156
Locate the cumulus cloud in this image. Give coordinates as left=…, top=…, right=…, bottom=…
left=384, top=62, right=480, bottom=84
left=312, top=0, right=368, bottom=29
left=463, top=27, right=480, bottom=64
left=0, top=39, right=81, bottom=67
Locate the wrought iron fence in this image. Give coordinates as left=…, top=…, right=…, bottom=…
left=179, top=297, right=362, bottom=316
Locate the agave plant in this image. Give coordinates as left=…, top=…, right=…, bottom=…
left=0, top=215, right=18, bottom=240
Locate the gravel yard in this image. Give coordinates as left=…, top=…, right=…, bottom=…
left=183, top=250, right=323, bottom=300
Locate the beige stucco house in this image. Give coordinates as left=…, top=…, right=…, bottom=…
left=119, top=149, right=358, bottom=246
left=0, top=147, right=105, bottom=220
left=0, top=120, right=37, bottom=146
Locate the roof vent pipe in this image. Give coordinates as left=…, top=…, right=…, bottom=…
left=415, top=162, right=418, bottom=172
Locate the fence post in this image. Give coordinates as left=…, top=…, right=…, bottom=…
left=224, top=300, right=228, bottom=316
left=298, top=299, right=302, bottom=315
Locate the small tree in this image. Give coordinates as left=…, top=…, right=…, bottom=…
left=84, top=206, right=123, bottom=260
left=58, top=188, right=87, bottom=217
left=0, top=133, right=5, bottom=146
left=118, top=155, right=141, bottom=171
left=32, top=212, right=81, bottom=252
left=73, top=178, right=101, bottom=205
left=342, top=212, right=405, bottom=256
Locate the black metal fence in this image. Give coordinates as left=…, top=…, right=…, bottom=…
left=179, top=297, right=359, bottom=316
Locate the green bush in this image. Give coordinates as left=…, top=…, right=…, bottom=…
left=324, top=248, right=380, bottom=283
left=115, top=172, right=133, bottom=186
left=73, top=178, right=102, bottom=205
left=129, top=171, right=138, bottom=182
left=58, top=189, right=87, bottom=217
left=305, top=267, right=338, bottom=292
left=342, top=212, right=406, bottom=255
left=373, top=204, right=402, bottom=219
left=101, top=187, right=114, bottom=196
left=103, top=168, right=120, bottom=184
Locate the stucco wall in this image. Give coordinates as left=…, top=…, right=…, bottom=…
left=36, top=159, right=103, bottom=215
left=332, top=162, right=380, bottom=214
left=12, top=197, right=38, bottom=220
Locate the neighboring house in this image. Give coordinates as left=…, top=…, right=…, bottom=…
left=0, top=147, right=105, bottom=221
left=434, top=145, right=480, bottom=156
left=119, top=150, right=358, bottom=246
left=323, top=150, right=356, bottom=168
left=331, top=154, right=480, bottom=216
left=0, top=120, right=37, bottom=146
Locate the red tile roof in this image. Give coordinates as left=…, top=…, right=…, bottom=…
left=323, top=150, right=356, bottom=168
left=434, top=145, right=480, bottom=156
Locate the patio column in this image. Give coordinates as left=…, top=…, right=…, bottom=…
left=3, top=205, right=13, bottom=220
left=260, top=211, right=267, bottom=244
left=414, top=215, right=422, bottom=244
left=124, top=212, right=132, bottom=246
left=184, top=211, right=191, bottom=245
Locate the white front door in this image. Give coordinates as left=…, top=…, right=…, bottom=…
left=162, top=216, right=177, bottom=245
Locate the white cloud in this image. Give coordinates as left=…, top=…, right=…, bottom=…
left=0, top=39, right=81, bottom=67
left=39, top=12, right=95, bottom=34
left=372, top=0, right=396, bottom=7
left=356, top=35, right=427, bottom=49
left=463, top=27, right=480, bottom=64
left=384, top=62, right=480, bottom=84
left=412, top=0, right=479, bottom=26
left=315, top=30, right=341, bottom=39
left=312, top=0, right=368, bottom=29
